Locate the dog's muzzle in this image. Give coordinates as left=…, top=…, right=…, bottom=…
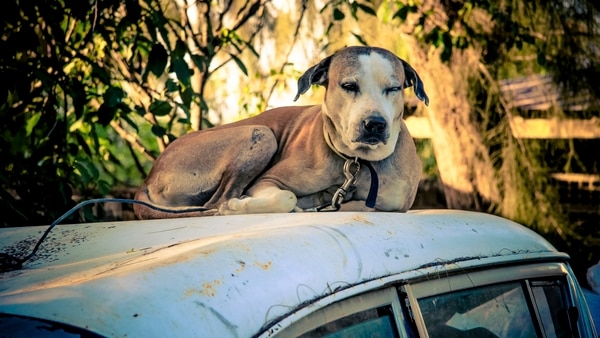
left=355, top=116, right=389, bottom=145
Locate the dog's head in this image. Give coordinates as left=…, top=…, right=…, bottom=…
left=295, top=46, right=429, bottom=161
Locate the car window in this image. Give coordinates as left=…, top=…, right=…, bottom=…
left=530, top=279, right=578, bottom=337
left=298, top=305, right=398, bottom=338
left=416, top=278, right=579, bottom=338
left=418, top=282, right=537, bottom=337
left=274, top=287, right=408, bottom=338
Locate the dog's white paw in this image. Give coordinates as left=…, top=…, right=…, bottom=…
left=218, top=197, right=247, bottom=215
left=219, top=190, right=297, bottom=215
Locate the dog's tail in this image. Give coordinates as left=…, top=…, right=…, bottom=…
left=133, top=184, right=219, bottom=219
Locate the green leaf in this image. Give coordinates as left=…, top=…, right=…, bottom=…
left=325, top=22, right=334, bottom=36
left=91, top=63, right=111, bottom=84
left=244, top=42, right=260, bottom=58
left=71, top=81, right=86, bottom=119
left=149, top=100, right=172, bottom=116
left=147, top=44, right=168, bottom=77
left=393, top=6, right=409, bottom=20
left=172, top=39, right=187, bottom=58
left=165, top=133, right=177, bottom=143
left=25, top=112, right=41, bottom=136
left=175, top=103, right=190, bottom=121
left=333, top=8, right=345, bottom=20
left=537, top=52, right=546, bottom=66
left=190, top=54, right=206, bottom=72
left=393, top=5, right=417, bottom=21
left=166, top=78, right=179, bottom=92
left=103, top=86, right=124, bottom=108
left=357, top=3, right=376, bottom=16
left=230, top=53, right=248, bottom=76
left=181, top=87, right=193, bottom=107
left=506, top=38, right=514, bottom=50
left=350, top=2, right=359, bottom=18
left=151, top=12, right=171, bottom=50
left=97, top=179, right=111, bottom=195
left=134, top=105, right=146, bottom=116
left=199, top=98, right=209, bottom=112
left=74, top=161, right=92, bottom=183
left=120, top=113, right=139, bottom=132
left=151, top=124, right=166, bottom=137
left=441, top=44, right=452, bottom=61
left=74, top=159, right=99, bottom=183
left=145, top=16, right=157, bottom=41
left=351, top=32, right=368, bottom=46
left=125, top=1, right=141, bottom=22
left=172, top=57, right=191, bottom=86
left=522, top=34, right=536, bottom=44
left=97, top=104, right=116, bottom=126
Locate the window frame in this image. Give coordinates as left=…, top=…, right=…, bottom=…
left=405, top=262, right=576, bottom=337
left=275, top=287, right=409, bottom=338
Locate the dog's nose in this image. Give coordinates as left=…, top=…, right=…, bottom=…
left=363, top=116, right=387, bottom=135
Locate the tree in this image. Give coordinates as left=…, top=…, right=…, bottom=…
left=390, top=0, right=599, bottom=236
left=0, top=0, right=269, bottom=226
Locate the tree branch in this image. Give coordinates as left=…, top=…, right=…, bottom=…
left=110, top=120, right=156, bottom=162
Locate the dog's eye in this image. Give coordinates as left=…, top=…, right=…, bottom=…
left=341, top=82, right=360, bottom=93
left=384, top=86, right=403, bottom=95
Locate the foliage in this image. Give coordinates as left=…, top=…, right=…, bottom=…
left=393, top=0, right=600, bottom=260
left=0, top=0, right=267, bottom=226
left=423, top=0, right=597, bottom=228
left=387, top=0, right=600, bottom=84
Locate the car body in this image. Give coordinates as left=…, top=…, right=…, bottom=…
left=0, top=210, right=597, bottom=337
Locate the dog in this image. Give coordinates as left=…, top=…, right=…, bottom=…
left=133, top=46, right=429, bottom=219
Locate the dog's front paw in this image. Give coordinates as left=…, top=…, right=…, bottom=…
left=218, top=197, right=246, bottom=215
left=219, top=191, right=297, bottom=215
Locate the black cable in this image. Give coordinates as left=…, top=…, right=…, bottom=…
left=0, top=198, right=210, bottom=272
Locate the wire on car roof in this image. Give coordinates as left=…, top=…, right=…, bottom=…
left=0, top=198, right=210, bottom=273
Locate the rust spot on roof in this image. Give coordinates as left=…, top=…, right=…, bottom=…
left=254, top=261, right=272, bottom=270
left=185, top=279, right=223, bottom=297
left=352, top=214, right=374, bottom=224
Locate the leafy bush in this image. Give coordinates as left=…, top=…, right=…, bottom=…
left=0, top=0, right=266, bottom=226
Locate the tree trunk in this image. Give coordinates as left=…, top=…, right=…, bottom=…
left=404, top=39, right=500, bottom=210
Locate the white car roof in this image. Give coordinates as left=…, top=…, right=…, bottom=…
left=0, top=210, right=566, bottom=337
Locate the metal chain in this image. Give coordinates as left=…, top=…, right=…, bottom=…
left=331, top=158, right=361, bottom=210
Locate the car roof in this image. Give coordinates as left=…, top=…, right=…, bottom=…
left=0, top=210, right=567, bottom=337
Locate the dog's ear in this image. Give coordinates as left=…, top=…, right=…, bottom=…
left=400, top=59, right=430, bottom=106
left=294, top=55, right=332, bottom=101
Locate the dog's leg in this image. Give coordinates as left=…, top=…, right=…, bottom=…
left=134, top=125, right=278, bottom=219
left=219, top=184, right=297, bottom=215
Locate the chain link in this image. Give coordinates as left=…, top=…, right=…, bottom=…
left=331, top=158, right=361, bottom=210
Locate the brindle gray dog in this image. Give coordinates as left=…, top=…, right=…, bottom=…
left=134, top=46, right=429, bottom=219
